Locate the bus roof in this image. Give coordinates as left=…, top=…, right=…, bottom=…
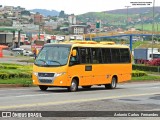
left=44, top=41, right=129, bottom=49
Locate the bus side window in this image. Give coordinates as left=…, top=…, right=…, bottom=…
left=79, top=48, right=91, bottom=64
left=79, top=48, right=86, bottom=63
left=91, top=48, right=102, bottom=64
left=69, top=48, right=79, bottom=65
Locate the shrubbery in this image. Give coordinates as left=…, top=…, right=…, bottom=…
left=133, top=64, right=160, bottom=72
left=0, top=72, right=31, bottom=79
left=0, top=63, right=32, bottom=79
left=146, top=58, right=160, bottom=66
left=132, top=70, right=147, bottom=77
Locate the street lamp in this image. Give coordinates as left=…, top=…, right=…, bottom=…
left=151, top=0, right=155, bottom=59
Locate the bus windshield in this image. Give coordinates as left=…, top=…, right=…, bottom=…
left=35, top=46, right=71, bottom=66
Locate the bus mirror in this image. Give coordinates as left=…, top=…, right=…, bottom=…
left=72, top=50, right=77, bottom=56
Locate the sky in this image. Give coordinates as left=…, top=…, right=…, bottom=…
left=1, top=0, right=159, bottom=15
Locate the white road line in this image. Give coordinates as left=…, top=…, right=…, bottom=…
left=0, top=93, right=59, bottom=99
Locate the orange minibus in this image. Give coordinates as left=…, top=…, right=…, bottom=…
left=32, top=41, right=132, bottom=92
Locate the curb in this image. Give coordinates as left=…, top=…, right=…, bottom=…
left=0, top=84, right=24, bottom=88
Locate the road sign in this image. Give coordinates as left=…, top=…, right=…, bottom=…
left=96, top=21, right=101, bottom=28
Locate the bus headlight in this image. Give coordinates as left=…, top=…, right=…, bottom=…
left=33, top=72, right=38, bottom=76
left=55, top=72, right=66, bottom=77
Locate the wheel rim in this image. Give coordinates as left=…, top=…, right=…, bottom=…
left=112, top=79, right=116, bottom=88
left=71, top=81, right=77, bottom=91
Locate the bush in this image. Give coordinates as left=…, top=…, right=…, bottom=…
left=133, top=64, right=160, bottom=72
left=18, top=72, right=31, bottom=78
left=0, top=63, right=32, bottom=80
left=8, top=73, right=19, bottom=78
left=132, top=70, right=147, bottom=77
left=0, top=73, right=9, bottom=79
left=0, top=64, right=22, bottom=69
left=146, top=58, right=160, bottom=66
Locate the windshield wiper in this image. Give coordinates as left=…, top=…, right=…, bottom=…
left=35, top=59, right=48, bottom=65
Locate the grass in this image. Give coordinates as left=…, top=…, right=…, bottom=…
left=139, top=43, right=160, bottom=48
left=131, top=75, right=160, bottom=81
left=0, top=78, right=33, bottom=86
left=17, top=58, right=35, bottom=63
left=134, top=23, right=160, bottom=32
left=132, top=41, right=148, bottom=49
left=132, top=41, right=160, bottom=49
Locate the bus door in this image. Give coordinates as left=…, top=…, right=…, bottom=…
left=90, top=48, right=105, bottom=85
left=79, top=48, right=92, bottom=85
left=68, top=48, right=92, bottom=86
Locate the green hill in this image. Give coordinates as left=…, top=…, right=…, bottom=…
left=76, top=7, right=160, bottom=31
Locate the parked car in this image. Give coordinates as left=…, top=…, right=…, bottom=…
left=12, top=48, right=25, bottom=55
left=23, top=51, right=34, bottom=56
left=12, top=48, right=33, bottom=56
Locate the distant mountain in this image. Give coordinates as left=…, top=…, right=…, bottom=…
left=105, top=7, right=160, bottom=14
left=29, top=9, right=59, bottom=16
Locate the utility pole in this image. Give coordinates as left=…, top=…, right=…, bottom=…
left=151, top=0, right=155, bottom=59
left=140, top=15, right=144, bottom=34
left=39, top=24, right=41, bottom=41
left=125, top=6, right=131, bottom=29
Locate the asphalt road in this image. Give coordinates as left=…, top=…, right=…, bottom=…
left=0, top=82, right=160, bottom=119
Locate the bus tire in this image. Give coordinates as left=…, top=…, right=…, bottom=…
left=68, top=79, right=78, bottom=92
left=105, top=77, right=117, bottom=89
left=82, top=86, right=92, bottom=89
left=39, top=85, right=48, bottom=91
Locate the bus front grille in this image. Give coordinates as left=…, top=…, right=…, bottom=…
left=38, top=73, right=55, bottom=77
left=38, top=72, right=55, bottom=84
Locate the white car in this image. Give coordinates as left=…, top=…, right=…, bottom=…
left=23, top=51, right=34, bottom=56
left=12, top=48, right=25, bottom=55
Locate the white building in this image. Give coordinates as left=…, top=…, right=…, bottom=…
left=70, top=25, right=87, bottom=34
left=68, top=15, right=76, bottom=25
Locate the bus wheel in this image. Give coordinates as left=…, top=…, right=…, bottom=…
left=39, top=85, right=48, bottom=91
left=105, top=77, right=117, bottom=89
left=82, top=86, right=92, bottom=89
left=68, top=79, right=78, bottom=92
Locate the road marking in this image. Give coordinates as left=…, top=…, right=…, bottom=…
left=0, top=93, right=53, bottom=99
left=136, top=86, right=160, bottom=89
left=0, top=92, right=159, bottom=110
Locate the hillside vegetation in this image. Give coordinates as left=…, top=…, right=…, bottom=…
left=77, top=7, right=160, bottom=31
left=133, top=41, right=160, bottom=49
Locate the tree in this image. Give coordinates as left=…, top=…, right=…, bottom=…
left=51, top=16, right=58, bottom=21
left=21, top=10, right=31, bottom=16
left=29, top=18, right=33, bottom=24
left=63, top=22, right=69, bottom=26
left=3, top=13, right=8, bottom=18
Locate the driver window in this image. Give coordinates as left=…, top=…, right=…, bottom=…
left=69, top=48, right=79, bottom=65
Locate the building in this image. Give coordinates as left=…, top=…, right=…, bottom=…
left=3, top=6, right=14, bottom=11
left=44, top=20, right=58, bottom=31
left=68, top=14, right=76, bottom=25
left=31, top=13, right=43, bottom=24
left=69, top=25, right=87, bottom=34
